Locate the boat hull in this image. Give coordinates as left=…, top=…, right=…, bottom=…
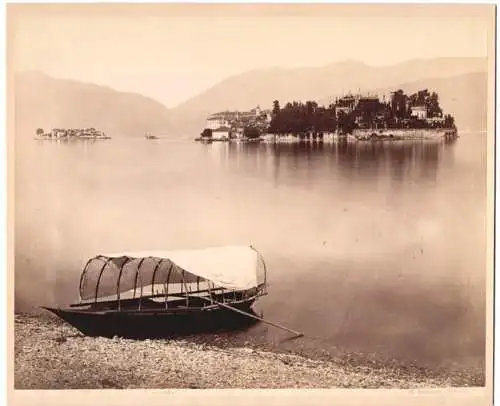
left=42, top=300, right=258, bottom=339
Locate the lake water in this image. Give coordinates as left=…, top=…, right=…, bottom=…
left=15, top=134, right=488, bottom=373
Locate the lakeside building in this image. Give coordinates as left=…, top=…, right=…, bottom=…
left=410, top=105, right=428, bottom=120
left=206, top=116, right=231, bottom=130
left=332, top=89, right=447, bottom=130
left=202, top=106, right=272, bottom=138
left=334, top=94, right=381, bottom=112
left=212, top=126, right=231, bottom=140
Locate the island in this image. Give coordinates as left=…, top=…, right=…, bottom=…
left=196, top=88, right=458, bottom=142
left=35, top=127, right=111, bottom=140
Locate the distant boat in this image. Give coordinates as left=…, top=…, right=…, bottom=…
left=145, top=133, right=159, bottom=140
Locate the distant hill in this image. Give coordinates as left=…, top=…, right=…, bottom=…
left=172, top=57, right=487, bottom=117
left=14, top=71, right=174, bottom=137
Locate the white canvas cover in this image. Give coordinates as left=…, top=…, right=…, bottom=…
left=105, top=245, right=265, bottom=290
left=80, top=246, right=266, bottom=300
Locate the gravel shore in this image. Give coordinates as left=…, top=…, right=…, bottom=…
left=14, top=314, right=483, bottom=389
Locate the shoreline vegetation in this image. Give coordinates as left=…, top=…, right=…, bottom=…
left=15, top=313, right=483, bottom=389
left=196, top=88, right=458, bottom=143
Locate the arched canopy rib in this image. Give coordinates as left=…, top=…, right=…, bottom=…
left=79, top=245, right=266, bottom=301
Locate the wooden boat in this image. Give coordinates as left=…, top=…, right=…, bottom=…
left=42, top=246, right=269, bottom=338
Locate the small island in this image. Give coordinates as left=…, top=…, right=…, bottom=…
left=196, top=88, right=458, bottom=143
left=35, top=127, right=111, bottom=140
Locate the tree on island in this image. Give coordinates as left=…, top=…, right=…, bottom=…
left=200, top=128, right=213, bottom=138
left=243, top=126, right=261, bottom=139
left=427, top=92, right=442, bottom=117
left=408, top=89, right=442, bottom=118
left=336, top=111, right=356, bottom=135
left=390, top=89, right=408, bottom=121
left=36, top=128, right=44, bottom=136
left=444, top=114, right=456, bottom=128
left=268, top=100, right=336, bottom=136
left=272, top=100, right=280, bottom=116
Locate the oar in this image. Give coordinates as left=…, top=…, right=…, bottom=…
left=198, top=296, right=304, bottom=339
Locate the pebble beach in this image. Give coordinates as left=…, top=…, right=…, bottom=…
left=14, top=314, right=484, bottom=389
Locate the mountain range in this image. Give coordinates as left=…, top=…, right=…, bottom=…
left=174, top=57, right=486, bottom=113
left=14, top=71, right=174, bottom=137
left=13, top=57, right=488, bottom=138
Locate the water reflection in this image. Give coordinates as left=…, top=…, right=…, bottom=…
left=221, top=139, right=456, bottom=189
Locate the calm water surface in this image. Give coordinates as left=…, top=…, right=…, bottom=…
left=15, top=134, right=488, bottom=371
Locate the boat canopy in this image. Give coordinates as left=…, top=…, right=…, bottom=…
left=79, top=245, right=267, bottom=301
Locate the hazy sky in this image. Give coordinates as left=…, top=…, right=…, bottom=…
left=8, top=4, right=492, bottom=108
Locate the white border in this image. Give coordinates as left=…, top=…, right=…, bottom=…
left=2, top=2, right=496, bottom=405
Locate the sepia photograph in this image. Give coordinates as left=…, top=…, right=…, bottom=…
left=6, top=2, right=495, bottom=403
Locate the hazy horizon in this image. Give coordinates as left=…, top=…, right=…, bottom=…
left=8, top=4, right=491, bottom=108
left=15, top=56, right=487, bottom=111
